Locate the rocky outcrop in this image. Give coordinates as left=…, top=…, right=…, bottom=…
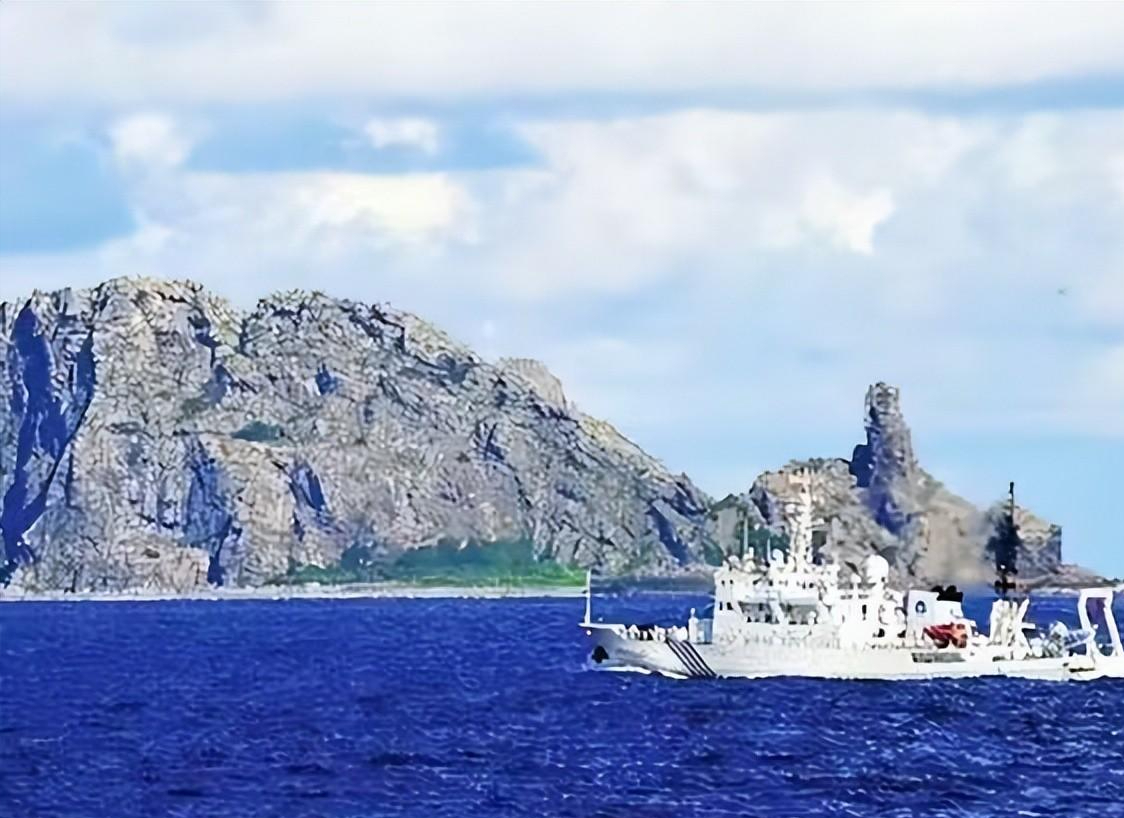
left=0, top=279, right=1098, bottom=593
left=724, top=384, right=1096, bottom=586
left=751, top=459, right=902, bottom=567
left=849, top=383, right=922, bottom=537
left=0, top=278, right=714, bottom=592
left=984, top=501, right=1062, bottom=580
left=498, top=358, right=568, bottom=408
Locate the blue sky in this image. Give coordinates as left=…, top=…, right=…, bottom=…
left=1, top=3, right=1123, bottom=576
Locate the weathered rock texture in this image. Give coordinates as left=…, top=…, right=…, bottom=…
left=1, top=279, right=1099, bottom=593
left=1, top=278, right=711, bottom=592
left=714, top=383, right=1100, bottom=586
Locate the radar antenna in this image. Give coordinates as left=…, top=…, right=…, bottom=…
left=991, top=481, right=1021, bottom=598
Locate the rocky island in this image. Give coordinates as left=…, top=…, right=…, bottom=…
left=711, top=383, right=1102, bottom=590
left=0, top=277, right=1102, bottom=596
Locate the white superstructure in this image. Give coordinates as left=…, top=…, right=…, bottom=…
left=582, top=471, right=1124, bottom=682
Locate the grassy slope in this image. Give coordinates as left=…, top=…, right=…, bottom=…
left=268, top=538, right=586, bottom=588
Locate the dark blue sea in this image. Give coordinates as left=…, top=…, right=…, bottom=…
left=2, top=593, right=1123, bottom=818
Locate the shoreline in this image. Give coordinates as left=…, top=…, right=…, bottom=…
left=2, top=578, right=1117, bottom=604
left=0, top=582, right=588, bottom=604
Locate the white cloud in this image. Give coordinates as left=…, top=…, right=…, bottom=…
left=108, top=112, right=194, bottom=168
left=2, top=4, right=1124, bottom=105
left=363, top=117, right=440, bottom=154
left=799, top=180, right=894, bottom=255
left=170, top=170, right=477, bottom=268
left=482, top=110, right=985, bottom=297
left=288, top=172, right=470, bottom=240
left=1, top=106, right=1121, bottom=453
left=0, top=167, right=477, bottom=306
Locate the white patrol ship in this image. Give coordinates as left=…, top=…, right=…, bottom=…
left=581, top=472, right=1124, bottom=682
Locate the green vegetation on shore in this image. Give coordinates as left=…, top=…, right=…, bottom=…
left=268, top=537, right=586, bottom=588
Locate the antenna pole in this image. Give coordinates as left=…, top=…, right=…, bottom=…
left=995, top=481, right=1019, bottom=599
left=583, top=569, right=592, bottom=625
left=742, top=508, right=748, bottom=558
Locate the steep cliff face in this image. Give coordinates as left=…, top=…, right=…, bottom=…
left=0, top=278, right=713, bottom=592
left=849, top=383, right=922, bottom=536
left=750, top=459, right=902, bottom=568
left=0, top=279, right=1096, bottom=593
left=734, top=384, right=1091, bottom=586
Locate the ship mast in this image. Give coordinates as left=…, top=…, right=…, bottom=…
left=992, top=481, right=1020, bottom=598
left=782, top=469, right=815, bottom=570
left=742, top=507, right=749, bottom=559
left=583, top=569, right=592, bottom=625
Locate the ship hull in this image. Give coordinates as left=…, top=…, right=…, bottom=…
left=583, top=625, right=1118, bottom=682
